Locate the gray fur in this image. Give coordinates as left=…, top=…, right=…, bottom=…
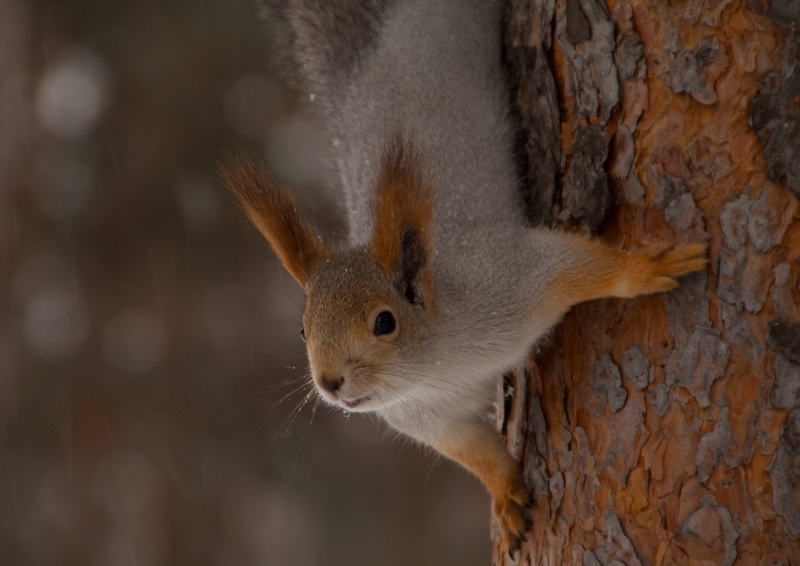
left=269, top=0, right=582, bottom=438
left=260, top=0, right=391, bottom=108
left=246, top=0, right=703, bottom=546
left=222, top=2, right=707, bottom=549
left=268, top=0, right=522, bottom=235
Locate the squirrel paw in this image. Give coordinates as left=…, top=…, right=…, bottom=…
left=493, top=479, right=531, bottom=554
left=624, top=242, right=708, bottom=297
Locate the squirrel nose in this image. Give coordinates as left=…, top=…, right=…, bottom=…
left=320, top=376, right=344, bottom=395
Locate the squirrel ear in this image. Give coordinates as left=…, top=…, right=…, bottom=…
left=220, top=154, right=325, bottom=288
left=370, top=134, right=435, bottom=307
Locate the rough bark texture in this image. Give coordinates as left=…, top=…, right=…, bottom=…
left=499, top=0, right=800, bottom=563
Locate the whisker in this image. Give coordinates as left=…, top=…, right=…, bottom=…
left=265, top=380, right=314, bottom=417
left=280, top=386, right=317, bottom=435
left=260, top=374, right=310, bottom=394
left=308, top=395, right=323, bottom=426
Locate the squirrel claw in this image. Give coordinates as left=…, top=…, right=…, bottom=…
left=620, top=242, right=708, bottom=297
left=494, top=485, right=531, bottom=555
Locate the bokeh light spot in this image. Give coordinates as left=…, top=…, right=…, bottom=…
left=35, top=48, right=108, bottom=139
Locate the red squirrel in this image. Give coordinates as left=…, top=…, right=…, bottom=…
left=221, top=0, right=707, bottom=552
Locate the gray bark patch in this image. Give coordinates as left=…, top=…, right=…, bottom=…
left=767, top=408, right=800, bottom=537
left=614, top=32, right=643, bottom=81
left=719, top=193, right=751, bottom=252
left=622, top=345, right=653, bottom=390
left=666, top=327, right=730, bottom=408
left=588, top=353, right=627, bottom=416
left=561, top=125, right=613, bottom=231
left=750, top=36, right=800, bottom=197
left=524, top=389, right=552, bottom=496
left=767, top=318, right=800, bottom=364
left=663, top=269, right=710, bottom=345
left=668, top=35, right=727, bottom=105
left=747, top=191, right=782, bottom=253
left=664, top=192, right=707, bottom=245
left=695, top=408, right=735, bottom=482
left=556, top=0, right=618, bottom=124
left=566, top=0, right=591, bottom=45
left=595, top=512, right=644, bottom=566
left=718, top=302, right=765, bottom=361
left=654, top=174, right=709, bottom=245
left=655, top=174, right=688, bottom=208
left=583, top=550, right=602, bottom=566
left=767, top=0, right=800, bottom=30
left=505, top=0, right=561, bottom=226
left=677, top=494, right=739, bottom=566
left=610, top=125, right=634, bottom=181
left=771, top=262, right=799, bottom=320
left=770, top=353, right=800, bottom=410
left=647, top=383, right=670, bottom=417
left=717, top=251, right=771, bottom=314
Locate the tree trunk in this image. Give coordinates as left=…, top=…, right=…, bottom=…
left=498, top=0, right=800, bottom=563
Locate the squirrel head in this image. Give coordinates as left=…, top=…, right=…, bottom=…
left=221, top=135, right=436, bottom=412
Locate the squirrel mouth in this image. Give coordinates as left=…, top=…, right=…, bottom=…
left=341, top=396, right=370, bottom=409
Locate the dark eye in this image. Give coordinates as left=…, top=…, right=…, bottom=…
left=374, top=311, right=396, bottom=336
left=300, top=328, right=306, bottom=343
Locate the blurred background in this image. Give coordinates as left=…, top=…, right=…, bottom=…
left=0, top=0, right=491, bottom=564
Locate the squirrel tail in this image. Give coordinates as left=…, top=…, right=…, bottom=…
left=259, top=0, right=390, bottom=95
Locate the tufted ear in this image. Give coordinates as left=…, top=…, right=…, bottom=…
left=220, top=154, right=326, bottom=288
left=370, top=134, right=436, bottom=307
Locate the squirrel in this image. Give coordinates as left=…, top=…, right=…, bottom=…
left=220, top=0, right=708, bottom=552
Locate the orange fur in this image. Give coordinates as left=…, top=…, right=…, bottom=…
left=429, top=427, right=529, bottom=551
left=550, top=234, right=708, bottom=310
left=370, top=134, right=436, bottom=293
left=219, top=154, right=326, bottom=287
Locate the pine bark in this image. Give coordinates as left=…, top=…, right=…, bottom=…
left=498, top=0, right=800, bottom=563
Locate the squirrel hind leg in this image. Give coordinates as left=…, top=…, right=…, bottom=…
left=493, top=478, right=531, bottom=554
left=427, top=424, right=531, bottom=554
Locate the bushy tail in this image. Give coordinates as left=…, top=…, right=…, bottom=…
left=259, top=0, right=389, bottom=96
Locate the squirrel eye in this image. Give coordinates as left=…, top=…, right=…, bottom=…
left=374, top=311, right=396, bottom=336
left=300, top=328, right=306, bottom=343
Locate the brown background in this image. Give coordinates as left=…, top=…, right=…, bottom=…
left=0, top=0, right=492, bottom=564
